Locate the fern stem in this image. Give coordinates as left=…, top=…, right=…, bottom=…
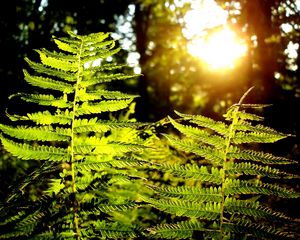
left=69, top=37, right=84, bottom=239
left=220, top=89, right=253, bottom=239
left=220, top=107, right=239, bottom=240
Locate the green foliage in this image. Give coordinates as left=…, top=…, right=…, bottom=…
left=0, top=31, right=147, bottom=239
left=144, top=88, right=300, bottom=239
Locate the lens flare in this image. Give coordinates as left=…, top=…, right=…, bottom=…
left=188, top=27, right=247, bottom=69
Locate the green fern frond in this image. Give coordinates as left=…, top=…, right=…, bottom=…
left=12, top=93, right=72, bottom=108
left=160, top=163, right=222, bottom=184
left=147, top=221, right=210, bottom=239
left=223, top=219, right=290, bottom=239
left=228, top=147, right=297, bottom=165
left=0, top=31, right=147, bottom=239
left=0, top=135, right=69, bottom=161
left=175, top=111, right=229, bottom=136
left=23, top=69, right=74, bottom=93
left=168, top=117, right=226, bottom=149
left=146, top=185, right=222, bottom=202
left=91, top=220, right=137, bottom=239
left=163, top=134, right=223, bottom=165
left=75, top=99, right=134, bottom=116
left=77, top=89, right=139, bottom=102
left=36, top=49, right=78, bottom=72
left=142, top=195, right=220, bottom=219
left=8, top=110, right=73, bottom=125
left=233, top=131, right=287, bottom=144
left=227, top=162, right=296, bottom=178
left=148, top=89, right=299, bottom=239
left=73, top=118, right=143, bottom=133
left=225, top=108, right=264, bottom=122
left=234, top=122, right=288, bottom=136
left=224, top=197, right=288, bottom=220
left=225, top=179, right=300, bottom=198
left=0, top=124, right=71, bottom=142
left=24, top=57, right=76, bottom=82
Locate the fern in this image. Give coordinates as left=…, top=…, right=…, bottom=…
left=0, top=31, right=147, bottom=239
left=144, top=87, right=300, bottom=239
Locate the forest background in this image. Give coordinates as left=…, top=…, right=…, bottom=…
left=0, top=0, right=300, bottom=220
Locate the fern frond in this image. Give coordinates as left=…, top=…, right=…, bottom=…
left=147, top=185, right=222, bottom=202
left=91, top=220, right=137, bottom=239
left=227, top=162, right=297, bottom=178
left=36, top=49, right=78, bottom=72
left=141, top=195, right=220, bottom=219
left=8, top=110, right=73, bottom=125
left=223, top=219, right=290, bottom=239
left=73, top=118, right=143, bottom=133
left=12, top=93, right=72, bottom=108
left=233, top=131, right=287, bottom=144
left=147, top=221, right=211, bottom=239
left=225, top=109, right=264, bottom=122
left=160, top=163, right=222, bottom=184
left=175, top=111, right=229, bottom=136
left=0, top=124, right=71, bottom=142
left=23, top=70, right=74, bottom=93
left=168, top=117, right=226, bottom=149
left=24, top=57, right=76, bottom=82
left=53, top=37, right=78, bottom=54
left=0, top=135, right=69, bottom=161
left=224, top=197, right=288, bottom=220
left=234, top=122, right=288, bottom=136
left=225, top=179, right=300, bottom=198
left=228, top=147, right=297, bottom=165
left=77, top=89, right=139, bottom=102
left=163, top=134, right=223, bottom=165
left=75, top=99, right=134, bottom=116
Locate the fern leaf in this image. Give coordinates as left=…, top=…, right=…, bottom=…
left=227, top=162, right=297, bottom=178
left=234, top=121, right=288, bottom=136
left=163, top=134, right=223, bottom=165
left=148, top=185, right=222, bottom=202
left=24, top=57, right=76, bottom=82
left=233, top=131, right=287, bottom=144
left=224, top=109, right=264, bottom=122
left=141, top=195, right=220, bottom=219
left=53, top=37, right=78, bottom=54
left=77, top=89, right=138, bottom=102
left=82, top=48, right=121, bottom=64
left=223, top=219, right=290, bottom=239
left=8, top=110, right=73, bottom=125
left=160, top=163, right=222, bottom=184
left=175, top=111, right=229, bottom=136
left=75, top=99, right=134, bottom=116
left=73, top=118, right=144, bottom=133
left=92, top=220, right=137, bottom=239
left=13, top=93, right=72, bottom=108
left=23, top=70, right=74, bottom=93
left=0, top=135, right=69, bottom=161
left=0, top=124, right=71, bottom=142
left=225, top=179, right=300, bottom=198
left=228, top=147, right=297, bottom=165
left=168, top=117, right=226, bottom=149
left=36, top=49, right=78, bottom=72
left=148, top=221, right=210, bottom=239
left=224, top=197, right=288, bottom=220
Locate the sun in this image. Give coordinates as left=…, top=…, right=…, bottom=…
left=183, top=0, right=247, bottom=70
left=188, top=27, right=247, bottom=69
